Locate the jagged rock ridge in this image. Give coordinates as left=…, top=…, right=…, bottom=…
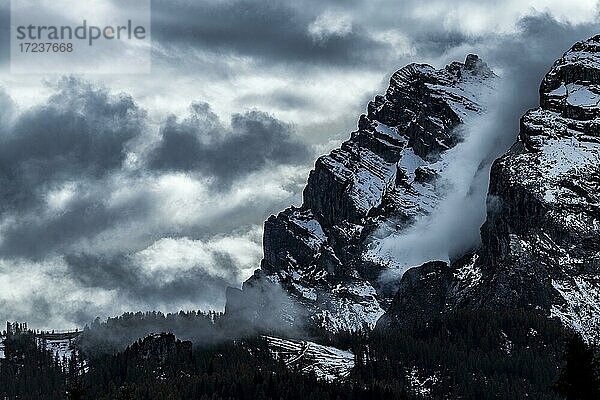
left=379, top=35, right=600, bottom=344
left=226, top=55, right=497, bottom=333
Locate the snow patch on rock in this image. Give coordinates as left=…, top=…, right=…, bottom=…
left=552, top=277, right=600, bottom=344
left=264, top=336, right=354, bottom=381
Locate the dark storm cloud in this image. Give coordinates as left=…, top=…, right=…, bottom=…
left=0, top=77, right=146, bottom=212
left=0, top=79, right=305, bottom=262
left=478, top=12, right=600, bottom=160
left=56, top=250, right=241, bottom=325
left=149, top=102, right=311, bottom=185
left=492, top=12, right=600, bottom=77
left=0, top=2, right=7, bottom=66
left=0, top=80, right=294, bottom=327
left=149, top=0, right=385, bottom=67
left=64, top=253, right=232, bottom=306
left=0, top=186, right=152, bottom=259
left=145, top=0, right=551, bottom=72
left=236, top=89, right=314, bottom=111
left=413, top=30, right=476, bottom=58
left=0, top=77, right=150, bottom=258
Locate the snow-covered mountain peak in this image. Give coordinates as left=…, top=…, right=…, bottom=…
left=379, top=35, right=600, bottom=344
left=226, top=54, right=498, bottom=333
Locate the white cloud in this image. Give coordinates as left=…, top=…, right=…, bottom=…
left=133, top=228, right=262, bottom=282
left=0, top=257, right=119, bottom=329
left=308, top=10, right=353, bottom=41
left=0, top=226, right=263, bottom=329
left=45, top=182, right=78, bottom=212
left=410, top=0, right=598, bottom=35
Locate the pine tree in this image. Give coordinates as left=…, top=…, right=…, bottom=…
left=554, top=333, right=600, bottom=400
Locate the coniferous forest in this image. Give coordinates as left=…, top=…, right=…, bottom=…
left=2, top=310, right=599, bottom=399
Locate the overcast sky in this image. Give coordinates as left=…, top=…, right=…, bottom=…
left=0, top=0, right=598, bottom=329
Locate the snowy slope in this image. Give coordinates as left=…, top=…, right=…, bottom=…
left=36, top=332, right=81, bottom=363
left=0, top=331, right=79, bottom=363
left=38, top=337, right=78, bottom=362
left=263, top=336, right=354, bottom=381
left=226, top=54, right=498, bottom=333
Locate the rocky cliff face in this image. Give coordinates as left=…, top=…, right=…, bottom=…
left=226, top=55, right=497, bottom=333
left=379, top=35, right=600, bottom=343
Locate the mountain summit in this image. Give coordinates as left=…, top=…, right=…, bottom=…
left=379, top=35, right=600, bottom=343
left=226, top=54, right=497, bottom=333
left=228, top=36, right=600, bottom=343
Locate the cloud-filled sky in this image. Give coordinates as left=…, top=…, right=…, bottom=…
left=0, top=0, right=598, bottom=329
